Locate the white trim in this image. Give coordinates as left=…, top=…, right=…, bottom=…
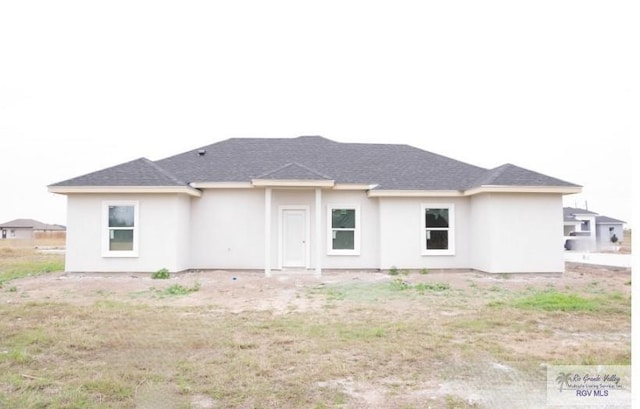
left=278, top=205, right=310, bottom=269
left=333, top=183, right=378, bottom=190
left=326, top=204, right=361, bottom=256
left=252, top=179, right=335, bottom=188
left=190, top=182, right=253, bottom=189
left=264, top=188, right=272, bottom=277
left=369, top=190, right=463, bottom=197
left=102, top=201, right=140, bottom=258
left=314, top=188, right=322, bottom=276
left=368, top=185, right=582, bottom=197
left=49, top=186, right=202, bottom=197
left=464, top=185, right=582, bottom=195
left=420, top=203, right=455, bottom=256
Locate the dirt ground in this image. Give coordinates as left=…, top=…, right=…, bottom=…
left=1, top=262, right=631, bottom=408
left=4, top=264, right=630, bottom=313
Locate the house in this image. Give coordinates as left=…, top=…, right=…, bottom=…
left=48, top=136, right=581, bottom=275
left=563, top=207, right=626, bottom=251
left=0, top=218, right=66, bottom=240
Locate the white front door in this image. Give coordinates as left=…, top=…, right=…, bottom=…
left=282, top=209, right=307, bottom=267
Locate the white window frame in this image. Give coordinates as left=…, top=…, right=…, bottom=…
left=102, top=201, right=139, bottom=257
left=421, top=203, right=455, bottom=256
left=327, top=204, right=360, bottom=256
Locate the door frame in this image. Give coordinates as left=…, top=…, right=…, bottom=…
left=278, top=205, right=310, bottom=269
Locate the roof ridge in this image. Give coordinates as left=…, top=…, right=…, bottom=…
left=144, top=158, right=187, bottom=185
left=468, top=163, right=513, bottom=188
left=49, top=156, right=187, bottom=187
left=288, top=161, right=332, bottom=179
left=256, top=162, right=332, bottom=179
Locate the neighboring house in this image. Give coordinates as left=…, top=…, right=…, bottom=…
left=48, top=136, right=581, bottom=275
left=563, top=207, right=626, bottom=251
left=0, top=218, right=66, bottom=240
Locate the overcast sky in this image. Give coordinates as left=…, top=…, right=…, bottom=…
left=0, top=1, right=636, bottom=228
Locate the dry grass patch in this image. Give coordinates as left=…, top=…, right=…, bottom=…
left=1, top=304, right=454, bottom=408
left=0, top=241, right=64, bottom=288
left=0, top=263, right=631, bottom=408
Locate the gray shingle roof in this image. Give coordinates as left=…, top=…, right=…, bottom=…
left=0, top=218, right=65, bottom=230
left=154, top=136, right=490, bottom=189
left=472, top=163, right=577, bottom=187
left=256, top=162, right=332, bottom=180
left=563, top=207, right=598, bottom=217
left=50, top=158, right=186, bottom=187
left=50, top=136, right=580, bottom=191
left=562, top=208, right=625, bottom=224
left=596, top=215, right=626, bottom=224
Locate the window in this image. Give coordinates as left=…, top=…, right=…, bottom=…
left=327, top=205, right=360, bottom=255
left=421, top=204, right=455, bottom=255
left=580, top=220, right=591, bottom=232
left=103, top=201, right=139, bottom=257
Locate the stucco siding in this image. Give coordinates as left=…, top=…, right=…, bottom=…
left=63, top=188, right=568, bottom=274
left=470, top=193, right=564, bottom=273
left=65, top=194, right=192, bottom=272
left=2, top=228, right=33, bottom=240
left=189, top=189, right=381, bottom=270
left=469, top=194, right=494, bottom=273
left=174, top=195, right=192, bottom=271
left=596, top=223, right=624, bottom=248
left=378, top=197, right=471, bottom=270
left=190, top=189, right=265, bottom=269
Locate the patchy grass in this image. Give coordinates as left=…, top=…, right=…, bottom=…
left=414, top=282, right=450, bottom=292
left=0, top=303, right=449, bottom=407
left=511, top=290, right=599, bottom=312
left=505, top=289, right=629, bottom=313
left=0, top=243, right=64, bottom=287
left=317, top=279, right=452, bottom=303
left=156, top=282, right=201, bottom=297
left=0, top=260, right=631, bottom=408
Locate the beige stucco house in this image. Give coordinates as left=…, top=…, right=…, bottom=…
left=0, top=218, right=66, bottom=240
left=48, top=136, right=581, bottom=275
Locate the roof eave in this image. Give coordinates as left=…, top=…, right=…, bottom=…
left=333, top=183, right=378, bottom=191
left=190, top=181, right=373, bottom=190
left=251, top=179, right=336, bottom=188
left=368, top=190, right=464, bottom=198
left=47, top=186, right=202, bottom=197
left=367, top=185, right=582, bottom=197
left=464, top=185, right=582, bottom=195
left=190, top=181, right=254, bottom=189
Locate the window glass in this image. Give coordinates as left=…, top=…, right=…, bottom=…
left=109, top=206, right=135, bottom=227
left=333, top=230, right=355, bottom=250
left=105, top=203, right=137, bottom=255
left=328, top=206, right=359, bottom=254
left=110, top=229, right=134, bottom=251
left=426, top=230, right=448, bottom=250
left=332, top=209, right=355, bottom=229
left=425, top=208, right=449, bottom=228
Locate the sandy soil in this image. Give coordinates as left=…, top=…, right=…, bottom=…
left=4, top=263, right=630, bottom=312
left=1, top=263, right=631, bottom=408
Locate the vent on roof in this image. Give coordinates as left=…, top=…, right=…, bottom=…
left=197, top=149, right=206, bottom=156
